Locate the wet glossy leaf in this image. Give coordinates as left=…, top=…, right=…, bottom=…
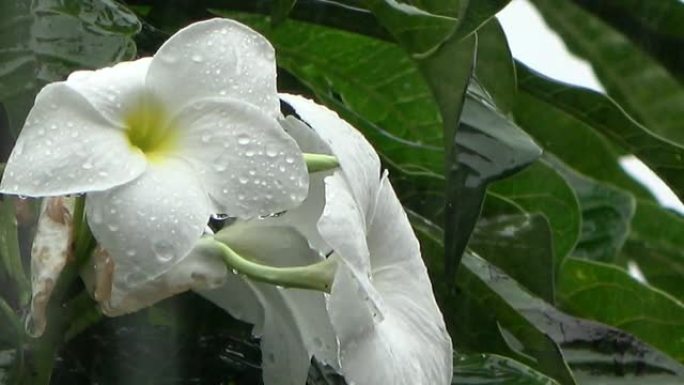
left=470, top=212, right=555, bottom=303
left=444, top=88, right=542, bottom=276
left=545, top=156, right=636, bottom=263
left=531, top=0, right=684, bottom=148
left=453, top=353, right=560, bottom=385
left=462, top=251, right=684, bottom=385
left=411, top=215, right=575, bottom=384
left=490, top=161, right=580, bottom=269
left=0, top=0, right=140, bottom=138
left=517, top=63, right=684, bottom=202
left=513, top=63, right=654, bottom=201
left=620, top=201, right=684, bottom=301
left=558, top=258, right=684, bottom=362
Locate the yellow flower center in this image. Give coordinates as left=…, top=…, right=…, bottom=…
left=124, top=95, right=179, bottom=162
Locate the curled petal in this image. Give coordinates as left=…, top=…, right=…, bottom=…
left=172, top=98, right=309, bottom=217
left=86, top=159, right=211, bottom=303
left=279, top=94, right=381, bottom=216
left=82, top=241, right=227, bottom=317
left=26, top=197, right=75, bottom=337
left=0, top=83, right=146, bottom=196
left=330, top=176, right=453, bottom=385
left=66, top=58, right=152, bottom=128
left=147, top=18, right=280, bottom=118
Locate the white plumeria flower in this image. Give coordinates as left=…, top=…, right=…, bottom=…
left=281, top=94, right=453, bottom=385
left=0, top=18, right=309, bottom=306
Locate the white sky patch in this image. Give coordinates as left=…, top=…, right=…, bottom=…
left=497, top=0, right=684, bottom=216
left=620, top=156, right=684, bottom=214
left=497, top=0, right=604, bottom=92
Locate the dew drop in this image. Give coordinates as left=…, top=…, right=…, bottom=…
left=237, top=136, right=250, bottom=145
left=153, top=240, right=175, bottom=262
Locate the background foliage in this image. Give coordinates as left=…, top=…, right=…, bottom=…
left=1, top=0, right=684, bottom=384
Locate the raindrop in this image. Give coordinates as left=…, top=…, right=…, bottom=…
left=238, top=176, right=248, bottom=184
left=82, top=162, right=94, bottom=170
left=191, top=54, right=203, bottom=63
left=153, top=240, right=175, bottom=262
left=237, top=136, right=250, bottom=145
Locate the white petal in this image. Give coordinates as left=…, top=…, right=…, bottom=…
left=147, top=18, right=279, bottom=117
left=85, top=159, right=212, bottom=302
left=172, top=98, right=308, bottom=217
left=82, top=239, right=228, bottom=317
left=279, top=94, right=381, bottom=216
left=0, top=83, right=146, bottom=196
left=66, top=58, right=152, bottom=128
left=202, top=223, right=340, bottom=384
left=333, top=176, right=453, bottom=385
left=26, top=197, right=75, bottom=337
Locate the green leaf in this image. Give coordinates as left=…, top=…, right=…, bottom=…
left=470, top=212, right=555, bottom=303
left=411, top=214, right=575, bottom=384
left=0, top=0, right=140, bottom=138
left=545, top=156, right=636, bottom=263
left=620, top=201, right=684, bottom=302
left=530, top=0, right=684, bottom=148
left=516, top=63, right=684, bottom=202
left=558, top=257, right=684, bottom=362
left=513, top=63, right=654, bottom=201
left=475, top=17, right=517, bottom=114
left=452, top=0, right=512, bottom=41
left=568, top=0, right=684, bottom=83
left=453, top=353, right=560, bottom=385
left=362, top=0, right=457, bottom=56
left=490, top=161, right=581, bottom=269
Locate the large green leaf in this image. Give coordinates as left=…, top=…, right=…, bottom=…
left=443, top=85, right=542, bottom=275
left=513, top=63, right=654, bottom=201
left=620, top=201, right=684, bottom=302
left=470, top=210, right=555, bottom=303
left=516, top=63, right=684, bottom=202
left=411, top=214, right=575, bottom=384
left=545, top=156, right=635, bottom=263
left=453, top=353, right=560, bottom=385
left=558, top=258, right=684, bottom=362
left=531, top=0, right=684, bottom=148
left=490, top=161, right=581, bottom=269
left=568, top=0, right=684, bottom=83
left=0, top=0, right=140, bottom=139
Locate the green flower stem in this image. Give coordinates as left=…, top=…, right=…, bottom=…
left=303, top=153, right=339, bottom=173
left=0, top=296, right=22, bottom=344
left=205, top=238, right=338, bottom=293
